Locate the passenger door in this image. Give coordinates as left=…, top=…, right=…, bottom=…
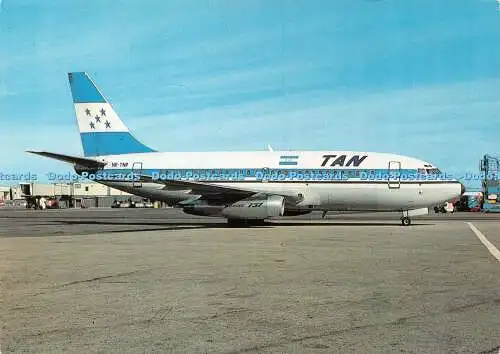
left=132, top=162, right=143, bottom=188
left=388, top=161, right=401, bottom=189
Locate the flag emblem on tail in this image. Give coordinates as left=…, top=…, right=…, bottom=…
left=279, top=155, right=299, bottom=166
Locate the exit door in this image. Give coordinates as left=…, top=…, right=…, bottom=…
left=388, top=161, right=401, bottom=189
left=132, top=162, right=143, bottom=188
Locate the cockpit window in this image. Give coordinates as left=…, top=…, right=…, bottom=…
left=418, top=167, right=441, bottom=174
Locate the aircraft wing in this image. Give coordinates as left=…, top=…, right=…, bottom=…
left=26, top=151, right=106, bottom=168
left=138, top=175, right=304, bottom=204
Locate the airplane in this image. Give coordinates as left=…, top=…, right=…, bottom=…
left=27, top=72, right=465, bottom=226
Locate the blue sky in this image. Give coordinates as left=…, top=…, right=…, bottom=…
left=0, top=0, right=499, bottom=187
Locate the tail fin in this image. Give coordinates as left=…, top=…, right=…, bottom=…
left=68, top=72, right=156, bottom=157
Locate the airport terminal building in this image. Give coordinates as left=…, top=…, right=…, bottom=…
left=0, top=182, right=150, bottom=208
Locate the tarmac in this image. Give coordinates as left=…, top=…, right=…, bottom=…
left=1, top=208, right=499, bottom=353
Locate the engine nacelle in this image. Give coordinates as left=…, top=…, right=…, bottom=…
left=221, top=195, right=285, bottom=220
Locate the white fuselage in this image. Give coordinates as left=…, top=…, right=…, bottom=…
left=86, top=150, right=463, bottom=212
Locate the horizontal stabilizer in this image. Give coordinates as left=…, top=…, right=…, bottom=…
left=26, top=150, right=106, bottom=168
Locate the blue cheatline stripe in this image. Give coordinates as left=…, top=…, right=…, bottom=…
left=101, top=167, right=441, bottom=175
left=72, top=167, right=456, bottom=183
left=280, top=155, right=299, bottom=159
left=80, top=132, right=156, bottom=157
left=279, top=161, right=298, bottom=166
left=88, top=168, right=438, bottom=177
left=68, top=72, right=106, bottom=103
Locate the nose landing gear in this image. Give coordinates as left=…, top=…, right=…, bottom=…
left=400, top=208, right=428, bottom=226
left=401, top=216, right=411, bottom=226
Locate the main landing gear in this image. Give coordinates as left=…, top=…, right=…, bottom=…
left=401, top=216, right=411, bottom=226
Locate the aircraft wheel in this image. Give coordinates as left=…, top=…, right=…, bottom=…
left=401, top=217, right=411, bottom=226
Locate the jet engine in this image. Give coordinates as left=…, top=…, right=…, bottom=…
left=221, top=195, right=285, bottom=220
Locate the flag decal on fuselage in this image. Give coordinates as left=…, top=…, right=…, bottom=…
left=279, top=155, right=299, bottom=166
